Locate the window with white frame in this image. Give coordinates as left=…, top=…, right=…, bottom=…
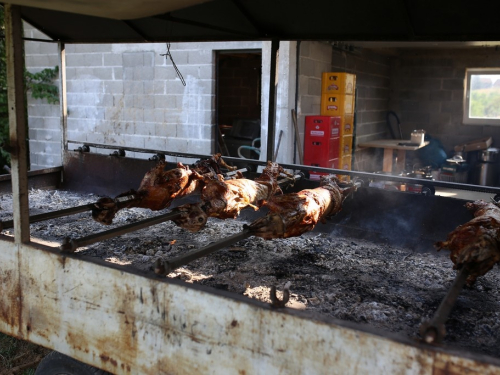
left=464, top=68, right=500, bottom=125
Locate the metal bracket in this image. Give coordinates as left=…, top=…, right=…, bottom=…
left=270, top=284, right=290, bottom=308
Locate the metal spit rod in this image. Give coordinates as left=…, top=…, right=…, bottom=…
left=163, top=229, right=252, bottom=274
left=419, top=267, right=469, bottom=344
left=0, top=166, right=248, bottom=232
left=0, top=194, right=138, bottom=231
left=59, top=211, right=182, bottom=252
left=0, top=203, right=96, bottom=231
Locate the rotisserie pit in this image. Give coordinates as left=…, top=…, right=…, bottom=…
left=92, top=154, right=235, bottom=225
left=435, top=200, right=500, bottom=285
left=247, top=174, right=356, bottom=239
left=172, top=161, right=294, bottom=232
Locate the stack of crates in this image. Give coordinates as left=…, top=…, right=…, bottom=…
left=303, top=116, right=341, bottom=180
left=320, top=72, right=356, bottom=174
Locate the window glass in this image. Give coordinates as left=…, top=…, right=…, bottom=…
left=464, top=69, right=500, bottom=125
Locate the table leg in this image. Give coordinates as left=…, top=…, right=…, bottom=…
left=383, top=148, right=393, bottom=172
left=395, top=149, right=406, bottom=173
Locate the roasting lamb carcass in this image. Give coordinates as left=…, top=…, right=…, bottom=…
left=246, top=174, right=356, bottom=239
left=92, top=154, right=235, bottom=225
left=435, top=200, right=500, bottom=285
left=172, top=161, right=294, bottom=232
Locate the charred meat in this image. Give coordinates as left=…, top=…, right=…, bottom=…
left=246, top=174, right=356, bottom=239
left=92, top=154, right=235, bottom=225
left=173, top=162, right=293, bottom=232
left=436, top=200, right=500, bottom=285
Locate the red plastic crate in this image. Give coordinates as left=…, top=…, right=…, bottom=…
left=308, top=158, right=340, bottom=181
left=303, top=116, right=341, bottom=166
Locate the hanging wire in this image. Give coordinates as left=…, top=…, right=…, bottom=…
left=160, top=18, right=186, bottom=86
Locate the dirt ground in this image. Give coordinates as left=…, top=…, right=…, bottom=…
left=1, top=188, right=500, bottom=372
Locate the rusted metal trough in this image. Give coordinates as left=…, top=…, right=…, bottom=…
left=2, top=150, right=500, bottom=373
left=3, top=239, right=500, bottom=374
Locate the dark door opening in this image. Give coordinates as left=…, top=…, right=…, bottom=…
left=215, top=51, right=262, bottom=167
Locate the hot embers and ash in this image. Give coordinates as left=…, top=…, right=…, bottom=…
left=0, top=187, right=500, bottom=358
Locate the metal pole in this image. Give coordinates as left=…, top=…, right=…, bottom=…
left=266, top=39, right=279, bottom=162
left=420, top=267, right=469, bottom=344
left=60, top=211, right=181, bottom=252
left=164, top=229, right=252, bottom=274
left=5, top=5, right=30, bottom=244
left=0, top=203, right=96, bottom=231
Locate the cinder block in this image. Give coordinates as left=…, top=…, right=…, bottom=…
left=73, top=44, right=113, bottom=53
left=442, top=79, right=463, bottom=90
left=188, top=50, right=212, bottom=65
left=165, top=137, right=189, bottom=153
left=123, top=67, right=135, bottom=81
left=308, top=77, right=321, bottom=95
left=153, top=81, right=165, bottom=95
left=92, top=67, right=113, bottom=80
left=123, top=81, right=144, bottom=95
left=136, top=95, right=154, bottom=109
left=123, top=52, right=145, bottom=67
left=197, top=94, right=213, bottom=111
left=104, top=81, right=124, bottom=95
left=299, top=57, right=316, bottom=77
left=86, top=107, right=106, bottom=120
left=74, top=67, right=95, bottom=79
left=143, top=135, right=166, bottom=151
left=68, top=130, right=87, bottom=142
left=441, top=101, right=462, bottom=113
left=24, top=42, right=40, bottom=55
left=113, top=67, right=123, bottom=80
left=123, top=95, right=134, bottom=108
left=103, top=53, right=123, bottom=66
left=163, top=50, right=188, bottom=65
left=134, top=122, right=155, bottom=136
left=134, top=66, right=154, bottom=81
left=153, top=95, right=169, bottom=109
left=144, top=109, right=165, bottom=123
left=177, top=124, right=201, bottom=139
left=143, top=52, right=155, bottom=67
left=84, top=80, right=104, bottom=94
left=155, top=123, right=176, bottom=137
left=67, top=107, right=87, bottom=119
left=187, top=139, right=211, bottom=154
left=122, top=107, right=144, bottom=122
left=144, top=81, right=155, bottom=95
left=39, top=42, right=58, bottom=55
left=165, top=82, right=187, bottom=95
left=99, top=94, right=114, bottom=107
left=82, top=54, right=103, bottom=67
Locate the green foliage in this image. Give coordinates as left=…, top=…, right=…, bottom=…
left=25, top=66, right=60, bottom=104
left=0, top=6, right=59, bottom=171
left=470, top=88, right=500, bottom=118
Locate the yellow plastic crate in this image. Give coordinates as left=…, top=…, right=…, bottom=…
left=341, top=155, right=352, bottom=171
left=340, top=114, right=354, bottom=136
left=320, top=94, right=355, bottom=116
left=339, top=135, right=353, bottom=157
left=321, top=72, right=356, bottom=95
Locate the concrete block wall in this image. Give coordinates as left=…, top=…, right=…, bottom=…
left=23, top=22, right=262, bottom=169
left=389, top=48, right=500, bottom=156
left=296, top=41, right=333, bottom=164
left=330, top=48, right=392, bottom=172
left=298, top=42, right=392, bottom=172
left=24, top=33, right=61, bottom=170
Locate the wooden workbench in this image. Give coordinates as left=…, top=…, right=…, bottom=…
left=358, top=139, right=429, bottom=173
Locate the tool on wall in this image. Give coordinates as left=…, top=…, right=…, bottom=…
left=292, top=109, right=304, bottom=164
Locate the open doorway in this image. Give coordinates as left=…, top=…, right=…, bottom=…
left=215, top=50, right=262, bottom=167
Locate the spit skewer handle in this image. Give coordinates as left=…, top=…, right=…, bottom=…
left=419, top=267, right=469, bottom=344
